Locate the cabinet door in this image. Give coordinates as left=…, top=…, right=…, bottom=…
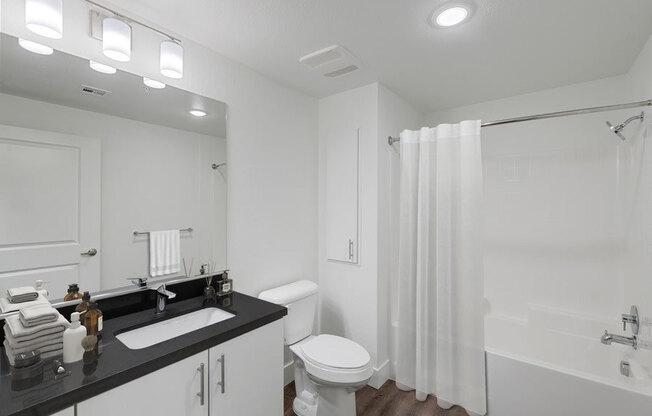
left=209, top=320, right=284, bottom=416
left=77, top=351, right=208, bottom=416
left=49, top=407, right=74, bottom=416
left=325, top=128, right=360, bottom=263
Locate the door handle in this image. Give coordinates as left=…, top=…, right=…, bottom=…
left=348, top=239, right=354, bottom=260
left=217, top=354, right=225, bottom=394
left=197, top=363, right=205, bottom=406
left=81, top=248, right=97, bottom=256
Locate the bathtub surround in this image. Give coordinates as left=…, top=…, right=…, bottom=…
left=395, top=123, right=486, bottom=415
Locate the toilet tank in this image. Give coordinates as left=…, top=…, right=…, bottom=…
left=259, top=280, right=318, bottom=345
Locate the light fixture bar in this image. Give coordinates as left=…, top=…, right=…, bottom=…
left=82, top=0, right=181, bottom=44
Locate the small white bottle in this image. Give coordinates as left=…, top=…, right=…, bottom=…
left=63, top=312, right=87, bottom=363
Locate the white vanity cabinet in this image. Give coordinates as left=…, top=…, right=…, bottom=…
left=77, top=350, right=209, bottom=416
left=76, top=320, right=283, bottom=416
left=50, top=407, right=75, bottom=416
left=209, top=320, right=284, bottom=416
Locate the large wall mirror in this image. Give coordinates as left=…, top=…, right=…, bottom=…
left=0, top=33, right=227, bottom=300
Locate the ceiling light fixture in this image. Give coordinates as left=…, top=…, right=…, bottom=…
left=18, top=38, right=54, bottom=55
left=89, top=60, right=117, bottom=74
left=430, top=3, right=472, bottom=28
left=143, top=77, right=166, bottom=89
left=189, top=109, right=207, bottom=117
left=103, top=17, right=131, bottom=62
left=25, top=0, right=63, bottom=39
left=160, top=40, right=184, bottom=79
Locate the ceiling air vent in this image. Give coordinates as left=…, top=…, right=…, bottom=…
left=81, top=85, right=111, bottom=97
left=299, top=45, right=361, bottom=78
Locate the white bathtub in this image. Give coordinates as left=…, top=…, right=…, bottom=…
left=486, top=348, right=652, bottom=415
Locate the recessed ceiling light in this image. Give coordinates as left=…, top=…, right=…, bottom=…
left=143, top=77, right=166, bottom=89
left=431, top=4, right=471, bottom=28
left=189, top=109, right=207, bottom=117
left=18, top=38, right=53, bottom=55
left=89, top=60, right=117, bottom=74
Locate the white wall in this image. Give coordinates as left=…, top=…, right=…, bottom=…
left=318, top=83, right=422, bottom=388
left=0, top=92, right=226, bottom=291
left=1, top=0, right=318, bottom=296
left=423, top=33, right=652, bottom=375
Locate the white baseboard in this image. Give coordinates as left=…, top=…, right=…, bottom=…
left=367, top=359, right=390, bottom=389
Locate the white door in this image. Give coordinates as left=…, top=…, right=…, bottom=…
left=0, top=124, right=101, bottom=296
left=77, top=351, right=209, bottom=416
left=325, top=128, right=360, bottom=263
left=209, top=320, right=284, bottom=416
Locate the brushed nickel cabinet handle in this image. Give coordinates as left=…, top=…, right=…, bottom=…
left=81, top=248, right=97, bottom=256
left=197, top=363, right=205, bottom=406
left=217, top=354, right=225, bottom=394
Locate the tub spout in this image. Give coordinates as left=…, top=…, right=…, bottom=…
left=601, top=330, right=637, bottom=349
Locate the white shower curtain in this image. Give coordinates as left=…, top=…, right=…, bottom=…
left=394, top=121, right=486, bottom=416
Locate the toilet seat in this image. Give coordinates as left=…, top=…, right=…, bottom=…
left=291, top=335, right=373, bottom=384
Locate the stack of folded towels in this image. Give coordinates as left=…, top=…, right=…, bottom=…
left=3, top=304, right=70, bottom=366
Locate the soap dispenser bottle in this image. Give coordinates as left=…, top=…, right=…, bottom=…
left=64, top=283, right=83, bottom=301
left=75, top=291, right=91, bottom=315
left=63, top=312, right=87, bottom=363
left=217, top=270, right=233, bottom=297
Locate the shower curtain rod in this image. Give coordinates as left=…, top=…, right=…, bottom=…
left=387, top=98, right=652, bottom=145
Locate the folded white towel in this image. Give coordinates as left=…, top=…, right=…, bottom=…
left=4, top=339, right=62, bottom=366
left=0, top=294, right=49, bottom=313
left=19, top=304, right=59, bottom=327
left=4, top=314, right=69, bottom=343
left=7, top=287, right=39, bottom=303
left=149, top=230, right=181, bottom=277
left=4, top=337, right=63, bottom=355
left=4, top=330, right=63, bottom=352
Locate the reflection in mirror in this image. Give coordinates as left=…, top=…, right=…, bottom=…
left=0, top=33, right=227, bottom=302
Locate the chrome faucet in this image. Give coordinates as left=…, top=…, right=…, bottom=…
left=152, top=283, right=176, bottom=315
left=601, top=330, right=637, bottom=350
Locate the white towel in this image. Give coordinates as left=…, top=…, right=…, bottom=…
left=0, top=294, right=49, bottom=313
left=7, top=287, right=38, bottom=303
left=4, top=339, right=62, bottom=366
left=4, top=329, right=63, bottom=349
left=4, top=336, right=63, bottom=355
left=4, top=313, right=69, bottom=343
left=19, top=304, right=59, bottom=327
left=149, top=230, right=181, bottom=277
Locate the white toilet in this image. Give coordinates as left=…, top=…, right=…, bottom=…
left=259, top=280, right=373, bottom=416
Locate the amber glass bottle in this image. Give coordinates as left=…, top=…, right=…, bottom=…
left=83, top=301, right=103, bottom=337
left=75, top=291, right=91, bottom=315
left=64, top=284, right=83, bottom=301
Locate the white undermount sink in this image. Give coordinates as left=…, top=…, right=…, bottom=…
left=116, top=307, right=235, bottom=349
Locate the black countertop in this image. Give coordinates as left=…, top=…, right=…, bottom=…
left=0, top=292, right=287, bottom=416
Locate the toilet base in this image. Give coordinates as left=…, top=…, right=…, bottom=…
left=292, top=357, right=367, bottom=416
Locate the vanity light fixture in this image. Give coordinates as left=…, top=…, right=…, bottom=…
left=143, top=77, right=166, bottom=89
left=89, top=60, right=117, bottom=74
left=430, top=2, right=473, bottom=28
left=25, top=0, right=63, bottom=39
left=160, top=40, right=184, bottom=79
left=18, top=38, right=54, bottom=55
left=188, top=109, right=207, bottom=117
left=102, top=17, right=131, bottom=62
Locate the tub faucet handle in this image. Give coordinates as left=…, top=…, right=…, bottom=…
left=621, top=305, right=639, bottom=335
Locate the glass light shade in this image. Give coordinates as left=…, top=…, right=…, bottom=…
left=160, top=40, right=183, bottom=79
left=143, top=77, right=166, bottom=89
left=89, top=60, right=117, bottom=74
left=25, top=0, right=63, bottom=39
left=435, top=7, right=469, bottom=27
left=18, top=38, right=53, bottom=55
left=103, top=18, right=131, bottom=62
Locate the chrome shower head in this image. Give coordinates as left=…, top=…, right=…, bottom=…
left=606, top=112, right=644, bottom=141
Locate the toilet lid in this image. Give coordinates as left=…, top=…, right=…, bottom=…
left=301, top=334, right=370, bottom=369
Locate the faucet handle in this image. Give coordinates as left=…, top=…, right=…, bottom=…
left=621, top=305, right=639, bottom=334
left=127, top=277, right=148, bottom=287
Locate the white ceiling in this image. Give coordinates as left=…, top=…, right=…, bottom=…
left=106, top=0, right=652, bottom=112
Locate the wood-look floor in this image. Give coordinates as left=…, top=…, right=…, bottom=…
left=284, top=380, right=470, bottom=416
